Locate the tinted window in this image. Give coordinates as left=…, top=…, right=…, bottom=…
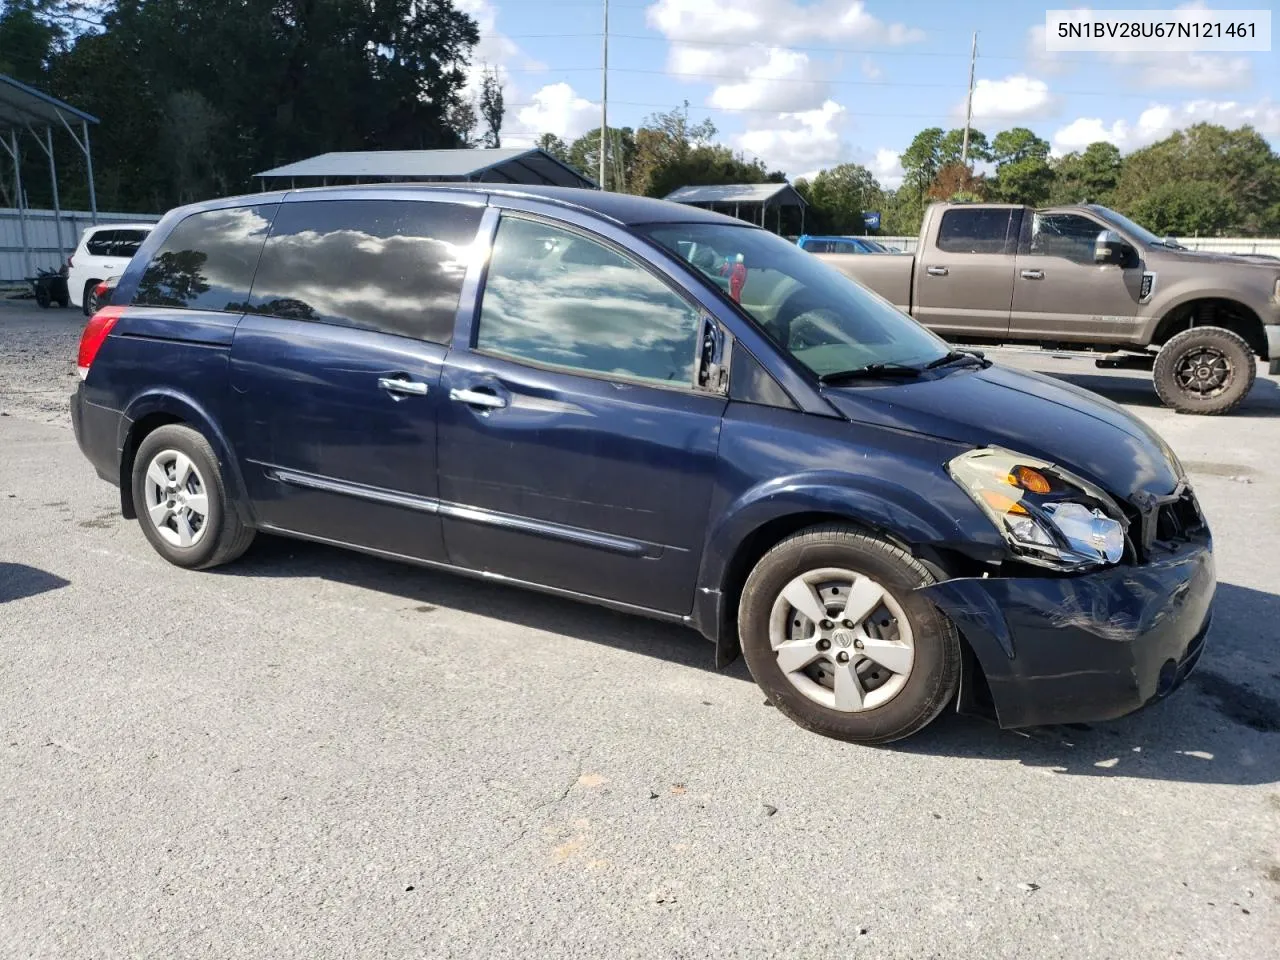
left=133, top=206, right=276, bottom=311
left=248, top=199, right=481, bottom=344
left=85, top=230, right=116, bottom=256
left=936, top=208, right=1015, bottom=254
left=112, top=229, right=149, bottom=258
left=476, top=216, right=702, bottom=386
left=1026, top=212, right=1103, bottom=263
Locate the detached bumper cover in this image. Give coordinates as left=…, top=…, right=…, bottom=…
left=919, top=541, right=1215, bottom=728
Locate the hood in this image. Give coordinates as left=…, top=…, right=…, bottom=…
left=823, top=364, right=1182, bottom=501
left=1154, top=247, right=1280, bottom=269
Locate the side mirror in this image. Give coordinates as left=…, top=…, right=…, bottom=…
left=1094, top=230, right=1133, bottom=266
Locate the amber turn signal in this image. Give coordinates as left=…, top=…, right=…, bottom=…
left=1009, top=465, right=1052, bottom=495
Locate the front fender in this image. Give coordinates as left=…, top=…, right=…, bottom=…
left=118, top=388, right=253, bottom=525
left=694, top=470, right=1004, bottom=659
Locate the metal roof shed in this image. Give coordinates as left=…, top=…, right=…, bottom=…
left=0, top=73, right=100, bottom=279
left=255, top=148, right=596, bottom=190
left=665, top=182, right=807, bottom=233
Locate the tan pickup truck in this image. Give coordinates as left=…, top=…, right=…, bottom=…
left=814, top=202, right=1280, bottom=414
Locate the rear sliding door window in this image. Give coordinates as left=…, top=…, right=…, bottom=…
left=936, top=208, right=1016, bottom=255
left=133, top=206, right=277, bottom=311
left=247, top=199, right=483, bottom=344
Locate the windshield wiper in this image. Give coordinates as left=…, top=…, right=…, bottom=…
left=819, top=363, right=923, bottom=383
left=925, top=349, right=988, bottom=370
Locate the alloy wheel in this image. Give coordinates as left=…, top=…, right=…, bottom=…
left=143, top=449, right=210, bottom=548
left=767, top=566, right=915, bottom=712
left=1174, top=346, right=1232, bottom=398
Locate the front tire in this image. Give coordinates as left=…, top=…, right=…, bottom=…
left=739, top=525, right=960, bottom=744
left=130, top=424, right=255, bottom=569
left=1153, top=326, right=1256, bottom=415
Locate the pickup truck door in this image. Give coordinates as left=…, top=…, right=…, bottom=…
left=914, top=207, right=1020, bottom=338
left=1010, top=211, right=1146, bottom=342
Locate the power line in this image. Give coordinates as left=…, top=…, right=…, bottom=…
left=506, top=99, right=958, bottom=119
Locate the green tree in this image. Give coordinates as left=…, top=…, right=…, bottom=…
left=794, top=164, right=883, bottom=234
left=45, top=0, right=482, bottom=211
left=1050, top=141, right=1122, bottom=205
left=568, top=126, right=636, bottom=191
left=938, top=128, right=991, bottom=166
left=900, top=127, right=944, bottom=202
left=1128, top=181, right=1240, bottom=236
left=1112, top=124, right=1279, bottom=234
left=535, top=133, right=570, bottom=163
left=479, top=66, right=504, bottom=148
left=989, top=127, right=1054, bottom=205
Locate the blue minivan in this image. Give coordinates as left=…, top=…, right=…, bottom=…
left=71, top=185, right=1214, bottom=743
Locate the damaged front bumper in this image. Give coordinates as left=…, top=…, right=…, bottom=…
left=919, top=540, right=1215, bottom=729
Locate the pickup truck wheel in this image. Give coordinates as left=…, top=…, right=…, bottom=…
left=1153, top=326, right=1256, bottom=415
left=738, top=524, right=960, bottom=745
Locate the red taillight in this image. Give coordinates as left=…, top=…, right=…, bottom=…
left=77, top=306, right=124, bottom=380
left=66, top=256, right=74, bottom=269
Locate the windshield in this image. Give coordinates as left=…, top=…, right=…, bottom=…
left=642, top=223, right=948, bottom=378
left=1091, top=206, right=1162, bottom=247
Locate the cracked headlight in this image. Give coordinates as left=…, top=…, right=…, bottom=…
left=948, top=447, right=1128, bottom=571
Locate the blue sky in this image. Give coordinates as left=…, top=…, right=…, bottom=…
left=459, top=0, right=1278, bottom=185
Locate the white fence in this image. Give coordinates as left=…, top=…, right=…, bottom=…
left=2, top=207, right=162, bottom=283
left=874, top=235, right=1280, bottom=257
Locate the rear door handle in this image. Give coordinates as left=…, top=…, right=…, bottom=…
left=925, top=265, right=948, bottom=277
left=1020, top=269, right=1044, bottom=280
left=377, top=376, right=429, bottom=398
left=450, top=387, right=507, bottom=410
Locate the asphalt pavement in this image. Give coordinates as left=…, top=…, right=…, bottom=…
left=2, top=299, right=1278, bottom=958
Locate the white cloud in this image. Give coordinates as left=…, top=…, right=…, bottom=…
left=860, top=58, right=882, bottom=81
left=505, top=83, right=598, bottom=145
left=963, top=74, right=1057, bottom=122
left=1124, top=53, right=1252, bottom=90
left=453, top=0, right=542, bottom=97
left=651, top=0, right=922, bottom=117
left=706, top=48, right=829, bottom=113
left=647, top=0, right=924, bottom=46
left=734, top=100, right=848, bottom=177
left=871, top=148, right=905, bottom=189
left=1050, top=97, right=1280, bottom=154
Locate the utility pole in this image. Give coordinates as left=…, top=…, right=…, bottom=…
left=599, top=0, right=609, bottom=191
left=960, top=31, right=977, bottom=167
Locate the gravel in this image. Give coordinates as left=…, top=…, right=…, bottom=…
left=2, top=300, right=1279, bottom=959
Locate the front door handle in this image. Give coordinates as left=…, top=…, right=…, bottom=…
left=450, top=387, right=507, bottom=410
left=1020, top=269, right=1044, bottom=280
left=378, top=376, right=429, bottom=397
left=925, top=265, right=948, bottom=277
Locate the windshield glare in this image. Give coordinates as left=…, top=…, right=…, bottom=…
left=644, top=223, right=948, bottom=378
left=1092, top=206, right=1162, bottom=246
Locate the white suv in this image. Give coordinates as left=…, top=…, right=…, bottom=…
left=67, top=223, right=154, bottom=315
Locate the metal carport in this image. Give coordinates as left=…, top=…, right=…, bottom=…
left=665, top=182, right=807, bottom=235
left=255, top=148, right=596, bottom=190
left=0, top=73, right=99, bottom=280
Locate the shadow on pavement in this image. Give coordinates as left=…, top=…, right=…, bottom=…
left=0, top=562, right=70, bottom=603
left=222, top=537, right=1280, bottom=786
left=1038, top=367, right=1280, bottom=416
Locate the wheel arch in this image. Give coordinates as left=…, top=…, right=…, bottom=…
left=1150, top=297, right=1268, bottom=359
left=693, top=476, right=997, bottom=666
left=117, top=390, right=253, bottom=525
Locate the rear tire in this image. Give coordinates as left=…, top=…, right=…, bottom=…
left=738, top=524, right=960, bottom=744
left=35, top=285, right=51, bottom=308
left=1153, top=326, right=1256, bottom=415
left=83, top=280, right=100, bottom=316
left=130, top=424, right=255, bottom=570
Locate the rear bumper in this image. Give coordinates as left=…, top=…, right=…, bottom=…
left=919, top=540, right=1215, bottom=728
left=70, top=385, right=122, bottom=486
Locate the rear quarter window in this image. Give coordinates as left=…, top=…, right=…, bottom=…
left=936, top=208, right=1017, bottom=255
left=133, top=206, right=277, bottom=311
left=246, top=198, right=482, bottom=344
